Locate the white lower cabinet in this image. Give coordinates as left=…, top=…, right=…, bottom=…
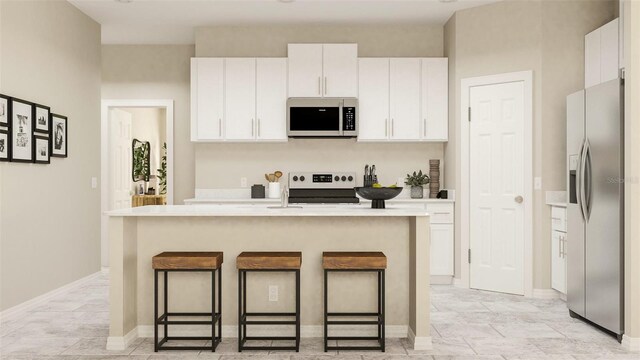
left=430, top=224, right=454, bottom=276
left=550, top=206, right=567, bottom=294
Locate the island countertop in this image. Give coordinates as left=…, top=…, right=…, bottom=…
left=106, top=204, right=430, bottom=217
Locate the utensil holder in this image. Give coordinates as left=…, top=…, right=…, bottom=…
left=268, top=182, right=281, bottom=199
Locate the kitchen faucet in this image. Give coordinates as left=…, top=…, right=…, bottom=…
left=281, top=185, right=289, bottom=208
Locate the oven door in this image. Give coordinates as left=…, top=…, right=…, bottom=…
left=287, top=98, right=344, bottom=137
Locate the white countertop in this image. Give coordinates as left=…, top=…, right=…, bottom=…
left=107, top=204, right=430, bottom=217
left=547, top=202, right=567, bottom=208
left=183, top=197, right=454, bottom=204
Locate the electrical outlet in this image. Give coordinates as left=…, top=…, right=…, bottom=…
left=91, top=177, right=98, bottom=189
left=534, top=177, right=542, bottom=190
left=269, top=285, right=278, bottom=302
left=240, top=177, right=248, bottom=188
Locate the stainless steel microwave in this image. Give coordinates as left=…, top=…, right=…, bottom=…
left=286, top=98, right=358, bottom=138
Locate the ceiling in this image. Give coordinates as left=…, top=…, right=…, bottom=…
left=69, top=0, right=499, bottom=44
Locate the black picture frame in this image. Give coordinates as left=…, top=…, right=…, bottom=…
left=0, top=94, right=9, bottom=127
left=0, top=128, right=10, bottom=162
left=33, top=103, right=50, bottom=134
left=33, top=134, right=50, bottom=164
left=10, top=97, right=34, bottom=163
left=50, top=113, right=68, bottom=158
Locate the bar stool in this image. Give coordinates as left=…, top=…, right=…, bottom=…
left=152, top=252, right=223, bottom=352
left=323, top=251, right=386, bottom=352
left=237, top=252, right=301, bottom=352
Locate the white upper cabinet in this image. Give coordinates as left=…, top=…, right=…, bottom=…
left=191, top=58, right=224, bottom=141
left=421, top=58, right=448, bottom=141
left=323, top=44, right=358, bottom=97
left=288, top=44, right=357, bottom=98
left=585, top=18, right=619, bottom=88
left=256, top=58, right=288, bottom=140
left=225, top=58, right=257, bottom=140
left=389, top=58, right=421, bottom=140
left=358, top=58, right=390, bottom=140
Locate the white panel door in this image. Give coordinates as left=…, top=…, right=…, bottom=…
left=109, top=109, right=132, bottom=210
left=600, top=18, right=619, bottom=84
left=430, top=224, right=454, bottom=276
left=323, top=44, right=358, bottom=97
left=256, top=58, right=287, bottom=140
left=389, top=58, right=421, bottom=140
left=358, top=58, right=389, bottom=141
left=225, top=58, right=256, bottom=140
left=469, top=81, right=525, bottom=295
left=193, top=58, right=224, bottom=140
left=421, top=58, right=448, bottom=141
left=585, top=30, right=601, bottom=88
left=288, top=44, right=323, bottom=98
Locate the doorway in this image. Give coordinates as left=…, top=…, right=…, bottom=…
left=100, top=100, right=174, bottom=268
left=460, top=72, right=533, bottom=296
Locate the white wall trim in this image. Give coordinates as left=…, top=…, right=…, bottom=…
left=408, top=327, right=433, bottom=350
left=532, top=288, right=562, bottom=300
left=460, top=71, right=534, bottom=297
left=622, top=335, right=640, bottom=352
left=106, top=327, right=138, bottom=351
left=0, top=271, right=103, bottom=322
left=100, top=99, right=175, bottom=268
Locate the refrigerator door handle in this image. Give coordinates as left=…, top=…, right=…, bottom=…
left=584, top=139, right=593, bottom=221
left=577, top=139, right=587, bottom=221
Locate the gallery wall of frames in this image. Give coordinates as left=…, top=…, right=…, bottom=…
left=0, top=94, right=68, bottom=164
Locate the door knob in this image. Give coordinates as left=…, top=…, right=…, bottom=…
left=515, top=195, right=524, bottom=203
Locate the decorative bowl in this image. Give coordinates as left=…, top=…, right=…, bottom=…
left=355, top=187, right=403, bottom=209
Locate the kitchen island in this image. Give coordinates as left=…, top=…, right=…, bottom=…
left=106, top=205, right=432, bottom=350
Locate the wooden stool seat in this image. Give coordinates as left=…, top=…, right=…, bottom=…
left=153, top=252, right=224, bottom=270
left=322, top=252, right=387, bottom=270
left=237, top=252, right=302, bottom=270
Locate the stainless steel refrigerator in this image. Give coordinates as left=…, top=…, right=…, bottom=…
left=566, top=77, right=624, bottom=340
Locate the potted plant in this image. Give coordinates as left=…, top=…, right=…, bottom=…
left=405, top=170, right=430, bottom=199
left=157, top=143, right=167, bottom=195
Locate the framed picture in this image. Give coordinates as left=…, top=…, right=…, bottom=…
left=0, top=128, right=10, bottom=162
left=50, top=113, right=67, bottom=158
left=33, top=134, right=50, bottom=164
left=0, top=94, right=9, bottom=127
left=10, top=98, right=34, bottom=162
left=33, top=104, right=50, bottom=134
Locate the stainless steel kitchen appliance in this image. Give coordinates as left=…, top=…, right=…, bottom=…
left=288, top=171, right=359, bottom=204
left=287, top=98, right=357, bottom=138
left=566, top=77, right=624, bottom=340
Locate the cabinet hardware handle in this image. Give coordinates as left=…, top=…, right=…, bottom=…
left=433, top=212, right=449, bottom=215
left=551, top=217, right=562, bottom=220
left=252, top=118, right=255, bottom=137
left=558, top=236, right=562, bottom=256
left=257, top=118, right=261, bottom=137
left=391, top=119, right=394, bottom=137
left=423, top=119, right=427, bottom=137
left=563, top=238, right=567, bottom=258
left=318, top=77, right=321, bottom=95
left=385, top=119, right=388, bottom=137
left=324, top=76, right=327, bottom=95
left=218, top=118, right=222, bottom=137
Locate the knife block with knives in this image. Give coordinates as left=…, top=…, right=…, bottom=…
left=363, top=164, right=378, bottom=187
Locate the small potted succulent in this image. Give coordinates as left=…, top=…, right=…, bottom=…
left=405, top=170, right=430, bottom=199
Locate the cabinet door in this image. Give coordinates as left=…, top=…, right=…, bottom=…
left=430, top=224, right=454, bottom=276
left=357, top=58, right=389, bottom=141
left=585, top=29, right=601, bottom=88
left=421, top=58, right=448, bottom=141
left=389, top=58, right=421, bottom=140
left=256, top=58, right=287, bottom=141
left=225, top=58, right=256, bottom=140
left=323, top=44, right=358, bottom=97
left=192, top=58, right=224, bottom=140
left=600, top=19, right=619, bottom=84
left=551, top=230, right=567, bottom=294
left=288, top=44, right=323, bottom=98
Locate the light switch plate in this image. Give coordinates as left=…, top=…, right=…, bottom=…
left=269, top=285, right=278, bottom=302
left=534, top=177, right=542, bottom=190
left=91, top=177, right=98, bottom=189
left=240, top=177, right=248, bottom=188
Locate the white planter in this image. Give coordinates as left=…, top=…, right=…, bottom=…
left=268, top=182, right=281, bottom=199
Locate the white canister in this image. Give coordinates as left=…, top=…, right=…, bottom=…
left=268, top=182, right=281, bottom=199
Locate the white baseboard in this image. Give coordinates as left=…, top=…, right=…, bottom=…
left=622, top=334, right=640, bottom=352
left=430, top=275, right=453, bottom=285
left=136, top=324, right=408, bottom=339
left=107, top=327, right=138, bottom=351
left=532, top=288, right=562, bottom=300
left=101, top=266, right=110, bottom=275
left=407, top=327, right=432, bottom=350
left=0, top=270, right=103, bottom=322
left=452, top=278, right=465, bottom=288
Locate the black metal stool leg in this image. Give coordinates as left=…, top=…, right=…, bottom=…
left=164, top=271, right=168, bottom=342
left=324, top=269, right=328, bottom=352
left=211, top=269, right=215, bottom=351
left=238, top=270, right=243, bottom=352
left=381, top=269, right=385, bottom=352
left=242, top=270, right=247, bottom=347
left=154, top=269, right=158, bottom=352
left=295, top=269, right=300, bottom=352
left=218, top=267, right=222, bottom=349
left=378, top=270, right=382, bottom=345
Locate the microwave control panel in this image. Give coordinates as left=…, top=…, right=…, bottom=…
left=343, top=107, right=356, bottom=131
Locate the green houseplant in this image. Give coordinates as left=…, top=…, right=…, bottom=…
left=405, top=170, right=430, bottom=199
left=157, top=142, right=167, bottom=195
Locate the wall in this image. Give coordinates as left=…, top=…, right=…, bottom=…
left=0, top=1, right=101, bottom=311
left=101, top=45, right=195, bottom=204
left=194, top=24, right=446, bottom=190
left=126, top=107, right=167, bottom=191
left=444, top=0, right=615, bottom=287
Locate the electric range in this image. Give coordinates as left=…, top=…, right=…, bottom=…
left=288, top=171, right=359, bottom=204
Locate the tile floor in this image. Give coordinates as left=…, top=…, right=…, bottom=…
left=0, top=273, right=637, bottom=360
